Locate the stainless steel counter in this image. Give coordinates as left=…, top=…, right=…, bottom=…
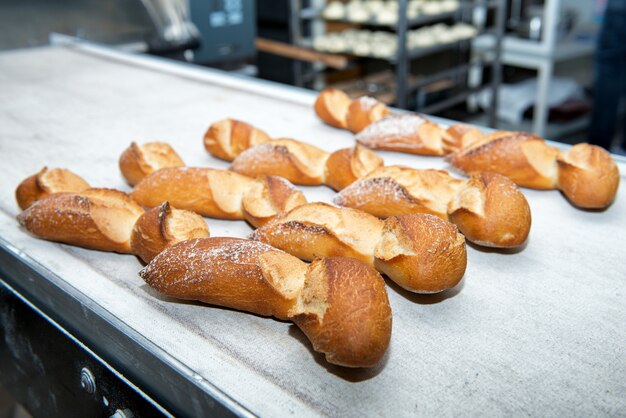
left=0, top=41, right=625, bottom=417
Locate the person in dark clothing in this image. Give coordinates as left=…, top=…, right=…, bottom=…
left=589, top=0, right=626, bottom=152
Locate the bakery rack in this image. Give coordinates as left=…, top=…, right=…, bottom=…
left=289, top=0, right=506, bottom=125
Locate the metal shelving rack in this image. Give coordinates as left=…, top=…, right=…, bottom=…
left=289, top=0, right=506, bottom=126
left=472, top=0, right=595, bottom=137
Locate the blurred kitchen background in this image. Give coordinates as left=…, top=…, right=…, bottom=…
left=0, top=0, right=620, bottom=150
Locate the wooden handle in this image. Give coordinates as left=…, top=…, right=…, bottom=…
left=255, top=37, right=349, bottom=70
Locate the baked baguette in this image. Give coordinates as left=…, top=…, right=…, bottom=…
left=346, top=96, right=391, bottom=134
left=16, top=167, right=90, bottom=210
left=131, top=201, right=210, bottom=263
left=556, top=143, right=620, bottom=209
left=334, top=166, right=531, bottom=248
left=119, top=142, right=185, bottom=186
left=230, top=139, right=329, bottom=186
left=230, top=140, right=383, bottom=191
left=441, top=123, right=485, bottom=153
left=448, top=132, right=561, bottom=189
left=140, top=237, right=392, bottom=368
left=251, top=202, right=466, bottom=293
left=131, top=167, right=306, bottom=227
left=356, top=114, right=448, bottom=156
left=314, top=88, right=352, bottom=129
left=17, top=185, right=207, bottom=262
left=315, top=89, right=391, bottom=134
left=356, top=115, right=487, bottom=156
left=17, top=188, right=144, bottom=253
left=203, top=118, right=271, bottom=161
left=203, top=119, right=385, bottom=190
left=448, top=132, right=620, bottom=208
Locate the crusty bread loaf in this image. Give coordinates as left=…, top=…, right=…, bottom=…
left=354, top=116, right=492, bottom=157
left=290, top=256, right=391, bottom=367
left=230, top=138, right=329, bottom=185
left=356, top=114, right=448, bottom=156
left=132, top=167, right=252, bottom=219
left=448, top=132, right=621, bottom=209
left=448, top=132, right=561, bottom=189
left=203, top=118, right=271, bottom=161
left=229, top=138, right=384, bottom=191
left=119, top=142, right=185, bottom=186
left=16, top=167, right=90, bottom=210
left=131, top=202, right=210, bottom=263
left=335, top=166, right=464, bottom=219
left=241, top=175, right=308, bottom=227
left=324, top=144, right=384, bottom=191
left=447, top=172, right=532, bottom=248
left=203, top=119, right=384, bottom=190
left=556, top=143, right=620, bottom=209
left=140, top=238, right=303, bottom=319
left=251, top=202, right=385, bottom=264
left=131, top=167, right=306, bottom=227
left=140, top=237, right=392, bottom=367
left=17, top=180, right=210, bottom=262
left=441, top=123, right=485, bottom=153
left=251, top=202, right=466, bottom=293
left=17, top=188, right=144, bottom=253
left=346, top=96, right=391, bottom=133
left=314, top=89, right=391, bottom=133
left=314, top=88, right=352, bottom=129
left=334, top=166, right=531, bottom=248
left=373, top=213, right=467, bottom=293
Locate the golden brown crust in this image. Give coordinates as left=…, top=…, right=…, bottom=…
left=556, top=144, right=620, bottom=209
left=230, top=139, right=329, bottom=185
left=140, top=238, right=392, bottom=367
left=335, top=166, right=531, bottom=248
left=356, top=114, right=447, bottom=156
left=229, top=136, right=383, bottom=190
left=448, top=132, right=561, bottom=189
left=442, top=123, right=485, bottom=153
left=346, top=97, right=391, bottom=133
left=131, top=202, right=210, bottom=263
left=448, top=172, right=531, bottom=248
left=139, top=238, right=304, bottom=319
left=324, top=144, right=384, bottom=191
left=203, top=118, right=271, bottom=161
left=17, top=188, right=144, bottom=253
left=15, top=167, right=90, bottom=210
left=119, top=142, right=185, bottom=186
left=251, top=202, right=383, bottom=264
left=132, top=167, right=306, bottom=226
left=131, top=167, right=254, bottom=219
left=374, top=214, right=467, bottom=293
left=291, top=257, right=392, bottom=368
left=314, top=88, right=352, bottom=129
left=252, top=202, right=467, bottom=293
left=447, top=130, right=621, bottom=209
left=242, top=176, right=307, bottom=228
left=334, top=166, right=464, bottom=219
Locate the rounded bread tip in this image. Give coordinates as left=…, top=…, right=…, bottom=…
left=140, top=238, right=391, bottom=368
left=291, top=256, right=392, bottom=368
left=449, top=172, right=531, bottom=248
left=314, top=88, right=352, bottom=129
left=557, top=143, right=620, bottom=209
left=16, top=167, right=91, bottom=210
left=119, top=141, right=185, bottom=186
left=374, top=213, right=467, bottom=293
